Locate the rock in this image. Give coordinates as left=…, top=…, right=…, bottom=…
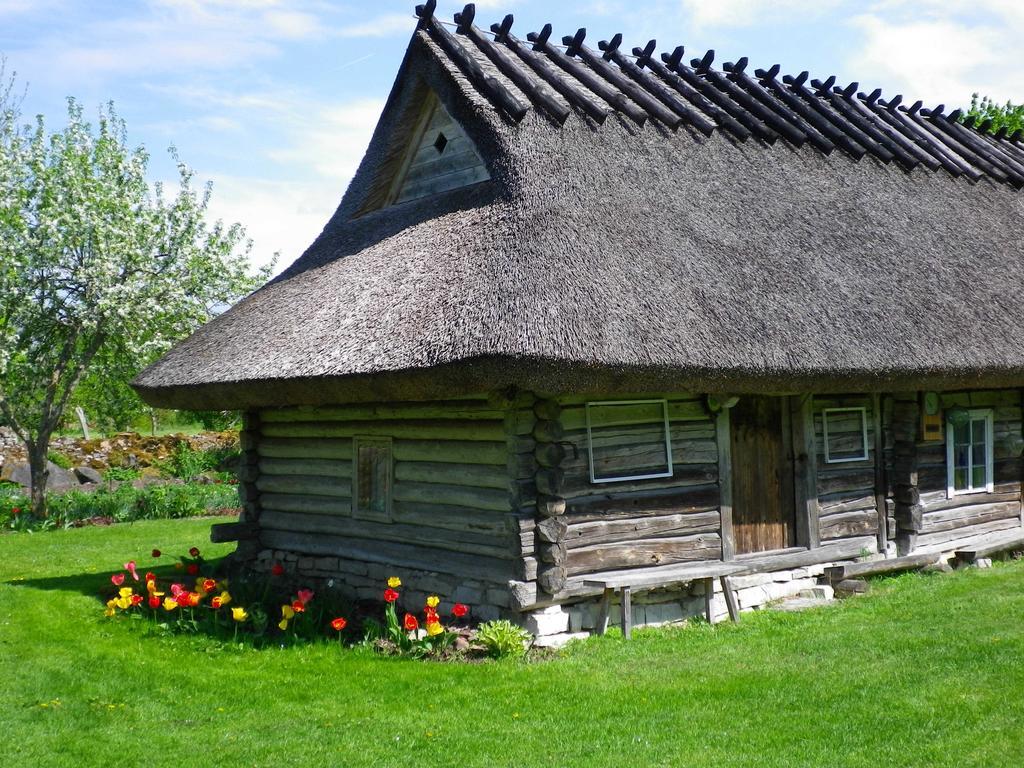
left=0, top=460, right=77, bottom=492
left=525, top=605, right=569, bottom=636
left=921, top=561, right=954, bottom=575
left=74, top=466, right=103, bottom=485
left=976, top=558, right=993, bottom=569
left=533, top=632, right=588, bottom=649
left=834, top=579, right=870, bottom=597
left=0, top=460, right=31, bottom=487
left=454, top=636, right=470, bottom=652
left=773, top=597, right=832, bottom=612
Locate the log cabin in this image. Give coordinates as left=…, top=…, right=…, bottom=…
left=134, top=3, right=1024, bottom=641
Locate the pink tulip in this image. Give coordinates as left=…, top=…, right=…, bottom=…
left=111, top=573, right=125, bottom=586
left=296, top=589, right=315, bottom=606
left=124, top=561, right=139, bottom=581
left=170, top=583, right=184, bottom=596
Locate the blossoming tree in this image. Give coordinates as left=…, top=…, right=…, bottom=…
left=0, top=73, right=270, bottom=516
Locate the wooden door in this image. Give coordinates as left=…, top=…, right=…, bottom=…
left=730, top=396, right=796, bottom=554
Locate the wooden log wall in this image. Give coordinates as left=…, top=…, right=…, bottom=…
left=886, top=389, right=1024, bottom=554
left=554, top=394, right=723, bottom=579
left=811, top=395, right=881, bottom=546
left=252, top=397, right=525, bottom=586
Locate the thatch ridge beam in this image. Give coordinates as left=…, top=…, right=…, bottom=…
left=490, top=15, right=610, bottom=124
left=454, top=5, right=571, bottom=125
left=527, top=23, right=648, bottom=125
left=416, top=1, right=530, bottom=123
left=598, top=33, right=715, bottom=136
left=560, top=28, right=683, bottom=129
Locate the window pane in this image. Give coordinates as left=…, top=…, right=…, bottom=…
left=954, top=467, right=967, bottom=490
left=954, top=445, right=969, bottom=470
left=972, top=464, right=986, bottom=490
left=971, top=419, right=986, bottom=443
left=823, top=409, right=867, bottom=462
left=588, top=401, right=670, bottom=482
left=954, top=421, right=970, bottom=447
left=356, top=440, right=391, bottom=517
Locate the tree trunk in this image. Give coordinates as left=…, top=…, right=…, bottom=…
left=27, top=440, right=50, bottom=518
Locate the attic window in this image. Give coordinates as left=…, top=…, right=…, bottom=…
left=433, top=131, right=448, bottom=154
left=585, top=400, right=673, bottom=484
left=353, top=436, right=392, bottom=522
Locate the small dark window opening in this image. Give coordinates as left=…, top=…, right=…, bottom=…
left=433, top=131, right=448, bottom=154
left=353, top=436, right=392, bottom=521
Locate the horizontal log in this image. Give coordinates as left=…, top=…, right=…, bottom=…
left=260, top=400, right=499, bottom=422
left=564, top=484, right=720, bottom=523
left=820, top=509, right=877, bottom=541
left=917, top=459, right=1021, bottom=492
left=259, top=510, right=513, bottom=560
left=392, top=481, right=511, bottom=512
left=560, top=438, right=717, bottom=476
left=394, top=439, right=508, bottom=466
left=919, top=485, right=1020, bottom=512
left=818, top=493, right=876, bottom=515
left=914, top=517, right=1023, bottom=551
left=735, top=536, right=879, bottom=574
left=560, top=400, right=708, bottom=430
left=955, top=531, right=1024, bottom=563
left=258, top=438, right=353, bottom=460
left=391, top=500, right=516, bottom=535
left=565, top=510, right=720, bottom=549
left=566, top=533, right=721, bottom=576
left=259, top=529, right=514, bottom=584
left=920, top=500, right=1021, bottom=535
left=555, top=393, right=701, bottom=406
left=256, top=475, right=350, bottom=499
left=561, top=464, right=718, bottom=498
left=393, top=461, right=509, bottom=490
left=260, top=493, right=351, bottom=516
left=261, top=420, right=505, bottom=441
left=259, top=458, right=351, bottom=479
left=210, top=521, right=256, bottom=543
left=816, top=467, right=876, bottom=496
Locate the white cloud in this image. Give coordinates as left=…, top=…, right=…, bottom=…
left=268, top=98, right=384, bottom=179
left=338, top=12, right=415, bottom=39
left=848, top=1, right=1024, bottom=106
left=679, top=0, right=842, bottom=30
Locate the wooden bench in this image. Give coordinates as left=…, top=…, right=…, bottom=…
left=584, top=562, right=746, bottom=639
left=823, top=552, right=940, bottom=585
left=954, top=531, right=1024, bottom=567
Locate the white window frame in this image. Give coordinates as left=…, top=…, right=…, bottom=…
left=946, top=409, right=994, bottom=498
left=822, top=407, right=870, bottom=464
left=352, top=435, right=393, bottom=521
left=585, top=399, right=673, bottom=484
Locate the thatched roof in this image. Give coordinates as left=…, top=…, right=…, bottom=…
left=135, top=4, right=1024, bottom=410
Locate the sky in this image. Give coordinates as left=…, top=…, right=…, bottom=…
left=0, top=0, right=1021, bottom=274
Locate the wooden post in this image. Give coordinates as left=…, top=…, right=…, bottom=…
left=872, top=393, right=887, bottom=553
left=596, top=587, right=613, bottom=635
left=716, top=410, right=735, bottom=561
left=621, top=586, right=632, bottom=640
left=791, top=395, right=820, bottom=549
left=720, top=575, right=740, bottom=622
left=703, top=577, right=715, bottom=624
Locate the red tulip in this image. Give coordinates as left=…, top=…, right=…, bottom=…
left=211, top=596, right=223, bottom=609
left=189, top=547, right=200, bottom=558
left=383, top=588, right=399, bottom=603
left=331, top=617, right=347, bottom=631
left=151, top=549, right=161, bottom=558
left=291, top=600, right=305, bottom=614
left=148, top=595, right=160, bottom=609
left=111, top=573, right=125, bottom=586
left=403, top=613, right=419, bottom=631
left=271, top=563, right=285, bottom=576
left=452, top=603, right=469, bottom=618
left=296, top=589, right=314, bottom=606
left=187, top=564, right=199, bottom=576
left=11, top=507, right=21, bottom=515
left=202, top=578, right=217, bottom=592
left=145, top=572, right=156, bottom=583
left=176, top=591, right=192, bottom=607
left=130, top=594, right=143, bottom=607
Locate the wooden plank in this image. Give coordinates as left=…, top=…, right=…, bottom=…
left=595, top=588, right=613, bottom=635
left=391, top=501, right=513, bottom=535
left=393, top=461, right=508, bottom=490
left=261, top=420, right=505, bottom=441
left=260, top=493, right=351, bottom=516
left=920, top=500, right=1022, bottom=535
left=259, top=510, right=513, bottom=560
left=259, top=458, right=351, bottom=479
left=567, top=533, right=721, bottom=576
left=393, top=439, right=507, bottom=466
left=919, top=486, right=1021, bottom=512
left=721, top=575, right=740, bottom=622
left=559, top=464, right=718, bottom=499
left=621, top=586, right=632, bottom=640
left=258, top=438, right=353, bottom=460
left=564, top=511, right=720, bottom=549
left=824, top=552, right=940, bottom=583
left=256, top=475, right=350, bottom=499
left=717, top=410, right=735, bottom=561
left=954, top=530, right=1024, bottom=563
left=819, top=493, right=878, bottom=515
left=392, top=481, right=512, bottom=513
left=735, top=536, right=877, bottom=574
left=563, top=484, right=720, bottom=523
left=915, top=517, right=1023, bottom=551
left=582, top=561, right=745, bottom=590
left=794, top=395, right=819, bottom=549
left=819, top=509, right=878, bottom=540
left=260, top=529, right=513, bottom=584
left=260, top=401, right=498, bottom=422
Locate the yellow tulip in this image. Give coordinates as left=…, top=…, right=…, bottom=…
left=231, top=606, right=248, bottom=622
left=115, top=596, right=132, bottom=610
left=118, top=587, right=134, bottom=599
left=387, top=576, right=401, bottom=588
left=426, top=595, right=440, bottom=608
left=426, top=621, right=444, bottom=637
left=218, top=591, right=232, bottom=606
left=281, top=605, right=295, bottom=620
left=278, top=618, right=289, bottom=631
left=105, top=598, right=118, bottom=617
left=163, top=597, right=178, bottom=611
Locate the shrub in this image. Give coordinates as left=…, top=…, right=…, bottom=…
left=158, top=440, right=240, bottom=481
left=476, top=620, right=530, bottom=660
left=47, top=450, right=73, bottom=469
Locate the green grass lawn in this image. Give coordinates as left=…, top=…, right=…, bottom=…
left=2, top=520, right=1023, bottom=767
